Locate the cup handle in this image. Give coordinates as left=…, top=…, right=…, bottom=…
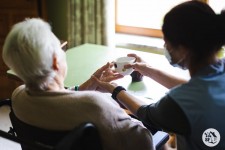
left=114, top=63, right=117, bottom=68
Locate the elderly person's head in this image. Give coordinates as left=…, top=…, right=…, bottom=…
left=3, top=18, right=67, bottom=91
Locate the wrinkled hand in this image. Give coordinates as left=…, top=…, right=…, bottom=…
left=79, top=62, right=123, bottom=91
left=92, top=62, right=123, bottom=92
left=93, top=62, right=123, bottom=82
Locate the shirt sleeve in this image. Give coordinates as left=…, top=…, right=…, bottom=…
left=136, top=95, right=191, bottom=135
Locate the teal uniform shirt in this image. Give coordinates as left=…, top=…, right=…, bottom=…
left=169, top=59, right=225, bottom=150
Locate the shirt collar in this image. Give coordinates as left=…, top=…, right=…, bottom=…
left=193, top=59, right=225, bottom=78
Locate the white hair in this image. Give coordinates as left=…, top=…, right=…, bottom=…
left=2, top=18, right=66, bottom=91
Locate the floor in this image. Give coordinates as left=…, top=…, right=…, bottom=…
left=0, top=105, right=21, bottom=150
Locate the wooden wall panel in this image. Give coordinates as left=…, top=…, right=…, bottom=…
left=0, top=0, right=46, bottom=99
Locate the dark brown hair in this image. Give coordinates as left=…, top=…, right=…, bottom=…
left=162, top=1, right=225, bottom=61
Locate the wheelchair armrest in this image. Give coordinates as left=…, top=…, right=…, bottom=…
left=0, top=99, right=11, bottom=107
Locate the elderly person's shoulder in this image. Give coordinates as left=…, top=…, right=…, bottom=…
left=12, top=84, right=118, bottom=106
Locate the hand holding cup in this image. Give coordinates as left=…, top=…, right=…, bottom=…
left=114, top=56, right=135, bottom=76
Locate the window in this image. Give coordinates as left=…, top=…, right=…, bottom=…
left=208, top=0, right=225, bottom=14
left=115, top=0, right=225, bottom=38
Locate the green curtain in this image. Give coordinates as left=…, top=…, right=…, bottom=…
left=68, top=0, right=106, bottom=47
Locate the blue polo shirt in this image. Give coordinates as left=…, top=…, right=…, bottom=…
left=137, top=59, right=225, bottom=150
left=169, top=59, right=225, bottom=150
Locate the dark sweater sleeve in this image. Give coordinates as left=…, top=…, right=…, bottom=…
left=137, top=95, right=191, bottom=135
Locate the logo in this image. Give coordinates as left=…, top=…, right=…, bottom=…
left=202, top=128, right=220, bottom=147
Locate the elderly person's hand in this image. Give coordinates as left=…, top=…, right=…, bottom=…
left=79, top=62, right=123, bottom=91
left=93, top=62, right=123, bottom=82
left=92, top=62, right=123, bottom=92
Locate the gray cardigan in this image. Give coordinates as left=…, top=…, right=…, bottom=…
left=12, top=85, right=154, bottom=150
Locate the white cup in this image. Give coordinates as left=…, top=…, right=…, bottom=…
left=114, top=57, right=135, bottom=76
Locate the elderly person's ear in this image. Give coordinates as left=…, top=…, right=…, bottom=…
left=52, top=54, right=59, bottom=71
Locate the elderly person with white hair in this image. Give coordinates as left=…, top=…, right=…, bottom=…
left=2, top=18, right=154, bottom=150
